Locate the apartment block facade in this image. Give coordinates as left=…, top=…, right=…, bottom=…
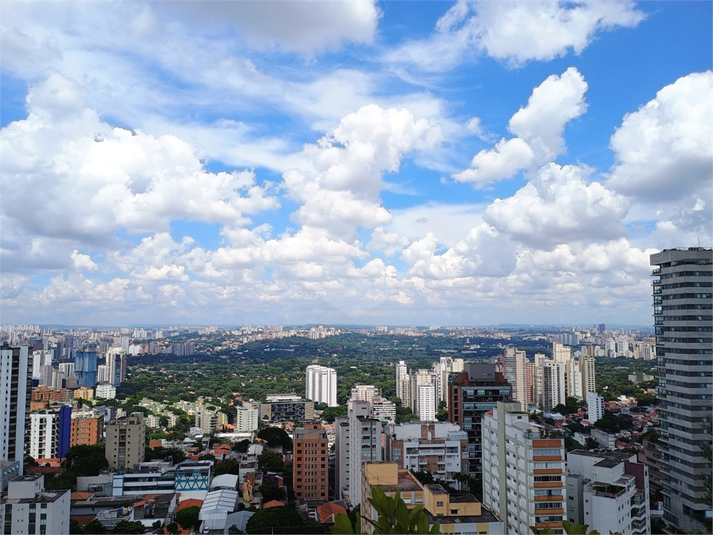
left=293, top=422, right=329, bottom=500
left=482, top=402, right=566, bottom=535
left=651, top=248, right=712, bottom=531
left=105, top=413, right=145, bottom=470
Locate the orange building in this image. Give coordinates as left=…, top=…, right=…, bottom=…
left=70, top=410, right=105, bottom=447
left=293, top=422, right=329, bottom=500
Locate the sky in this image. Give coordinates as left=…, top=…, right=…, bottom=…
left=0, top=1, right=711, bottom=327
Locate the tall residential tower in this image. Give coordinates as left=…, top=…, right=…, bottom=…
left=651, top=248, right=712, bottom=532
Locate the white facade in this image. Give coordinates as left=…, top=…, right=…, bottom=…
left=410, top=369, right=435, bottom=415
left=0, top=475, right=70, bottom=535
left=371, top=398, right=396, bottom=423
left=235, top=404, right=259, bottom=432
left=305, top=365, right=338, bottom=407
left=482, top=402, right=566, bottom=535
left=503, top=348, right=527, bottom=410
left=31, top=350, right=53, bottom=380
left=29, top=411, right=59, bottom=460
left=417, top=384, right=436, bottom=421
left=580, top=356, right=596, bottom=395
left=567, top=359, right=583, bottom=400
left=0, top=346, right=30, bottom=471
left=566, top=450, right=650, bottom=535
left=541, top=360, right=566, bottom=411
left=395, top=360, right=409, bottom=404
left=586, top=392, right=604, bottom=423
left=384, top=421, right=468, bottom=485
left=337, top=399, right=382, bottom=507
left=350, top=384, right=380, bottom=404
left=96, top=383, right=116, bottom=399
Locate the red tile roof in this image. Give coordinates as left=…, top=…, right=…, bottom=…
left=176, top=499, right=203, bottom=512
left=262, top=500, right=285, bottom=509
left=317, top=502, right=347, bottom=524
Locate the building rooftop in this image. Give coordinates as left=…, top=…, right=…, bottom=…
left=425, top=484, right=448, bottom=495
left=448, top=493, right=480, bottom=504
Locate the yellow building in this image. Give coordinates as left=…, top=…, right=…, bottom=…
left=73, top=387, right=95, bottom=401
left=360, top=463, right=503, bottom=535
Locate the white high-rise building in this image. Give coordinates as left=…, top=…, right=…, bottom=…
left=483, top=402, right=566, bottom=535
left=580, top=355, right=596, bottom=395
left=31, top=349, right=53, bottom=380
left=29, top=411, right=59, bottom=460
left=57, top=362, right=74, bottom=378
left=410, top=369, right=435, bottom=415
left=587, top=392, right=604, bottom=423
left=235, top=403, right=259, bottom=432
left=395, top=360, right=409, bottom=403
left=552, top=341, right=571, bottom=364
left=350, top=384, right=380, bottom=404
left=567, top=359, right=583, bottom=400
left=417, top=384, right=436, bottom=421
left=305, top=365, right=338, bottom=407
left=542, top=361, right=566, bottom=411
left=503, top=347, right=528, bottom=410
left=339, top=399, right=382, bottom=507
left=1, top=345, right=31, bottom=473
left=566, top=450, right=650, bottom=535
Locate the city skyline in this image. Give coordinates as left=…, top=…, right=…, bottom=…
left=1, top=1, right=711, bottom=326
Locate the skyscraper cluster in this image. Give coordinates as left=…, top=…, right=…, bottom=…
left=395, top=357, right=464, bottom=421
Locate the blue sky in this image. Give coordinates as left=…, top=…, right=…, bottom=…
left=0, top=0, right=711, bottom=326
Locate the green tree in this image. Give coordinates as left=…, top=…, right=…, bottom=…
left=258, top=483, right=284, bottom=502
left=66, top=444, right=109, bottom=476
left=84, top=519, right=107, bottom=534
left=257, top=450, right=285, bottom=472
left=332, top=487, right=440, bottom=534
left=321, top=405, right=348, bottom=423
left=413, top=471, right=435, bottom=485
left=246, top=506, right=306, bottom=534
left=112, top=520, right=146, bottom=533
left=257, top=427, right=293, bottom=450
left=70, top=519, right=83, bottom=534
left=395, top=406, right=418, bottom=424
left=145, top=447, right=186, bottom=465
left=175, top=505, right=201, bottom=530
left=214, top=458, right=240, bottom=476
left=165, top=522, right=180, bottom=534
left=151, top=520, right=163, bottom=533
left=233, top=439, right=252, bottom=453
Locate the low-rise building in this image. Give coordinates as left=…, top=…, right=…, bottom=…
left=384, top=421, right=468, bottom=487
left=360, top=463, right=503, bottom=535
left=566, top=450, right=650, bottom=535
left=0, top=474, right=70, bottom=535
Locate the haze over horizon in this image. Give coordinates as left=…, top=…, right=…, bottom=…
left=1, top=1, right=711, bottom=327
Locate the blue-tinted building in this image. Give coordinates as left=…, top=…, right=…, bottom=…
left=58, top=406, right=72, bottom=458
left=74, top=348, right=98, bottom=387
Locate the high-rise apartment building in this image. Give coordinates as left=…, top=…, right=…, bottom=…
left=410, top=369, right=435, bottom=415
left=305, top=365, right=338, bottom=407
left=482, top=402, right=566, bottom=535
left=70, top=409, right=105, bottom=447
left=503, top=347, right=527, bottom=410
left=105, top=412, right=145, bottom=470
left=29, top=411, right=60, bottom=460
left=651, top=247, right=712, bottom=531
left=0, top=475, right=70, bottom=535
left=448, top=362, right=512, bottom=476
left=74, top=346, right=98, bottom=388
left=395, top=360, right=409, bottom=405
left=0, top=345, right=31, bottom=473
left=235, top=403, right=259, bottom=432
left=566, top=450, right=650, bottom=535
left=335, top=398, right=382, bottom=507
left=293, top=422, right=329, bottom=500
left=580, top=355, right=596, bottom=395
left=541, top=361, right=566, bottom=411
left=417, top=384, right=436, bottom=421
left=586, top=392, right=604, bottom=424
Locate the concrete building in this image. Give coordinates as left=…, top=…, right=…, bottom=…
left=371, top=397, right=396, bottom=423
left=235, top=403, right=259, bottom=432
left=0, top=345, right=31, bottom=473
left=293, top=422, right=329, bottom=500
left=360, top=463, right=503, bottom=535
left=105, top=412, right=146, bottom=470
left=384, top=421, right=468, bottom=486
left=651, top=247, right=712, bottom=531
left=95, top=382, right=116, bottom=399
left=410, top=369, right=436, bottom=416
left=482, top=402, right=566, bottom=535
left=541, top=361, right=566, bottom=411
left=259, top=396, right=314, bottom=422
left=29, top=411, right=59, bottom=460
left=417, top=384, right=436, bottom=421
left=335, top=398, right=383, bottom=507
left=580, top=355, right=596, bottom=395
left=350, top=384, right=381, bottom=404
left=70, top=409, right=104, bottom=447
left=503, top=348, right=527, bottom=410
left=395, top=360, right=410, bottom=406
left=566, top=450, right=650, bottom=535
left=196, top=409, right=217, bottom=434
left=305, top=365, right=338, bottom=407
left=586, top=392, right=604, bottom=424
left=448, top=363, right=512, bottom=476
left=0, top=474, right=70, bottom=535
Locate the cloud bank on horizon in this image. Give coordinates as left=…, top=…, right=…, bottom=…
left=1, top=0, right=711, bottom=326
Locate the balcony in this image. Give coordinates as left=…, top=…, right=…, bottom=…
left=592, top=484, right=625, bottom=499
left=652, top=268, right=661, bottom=275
